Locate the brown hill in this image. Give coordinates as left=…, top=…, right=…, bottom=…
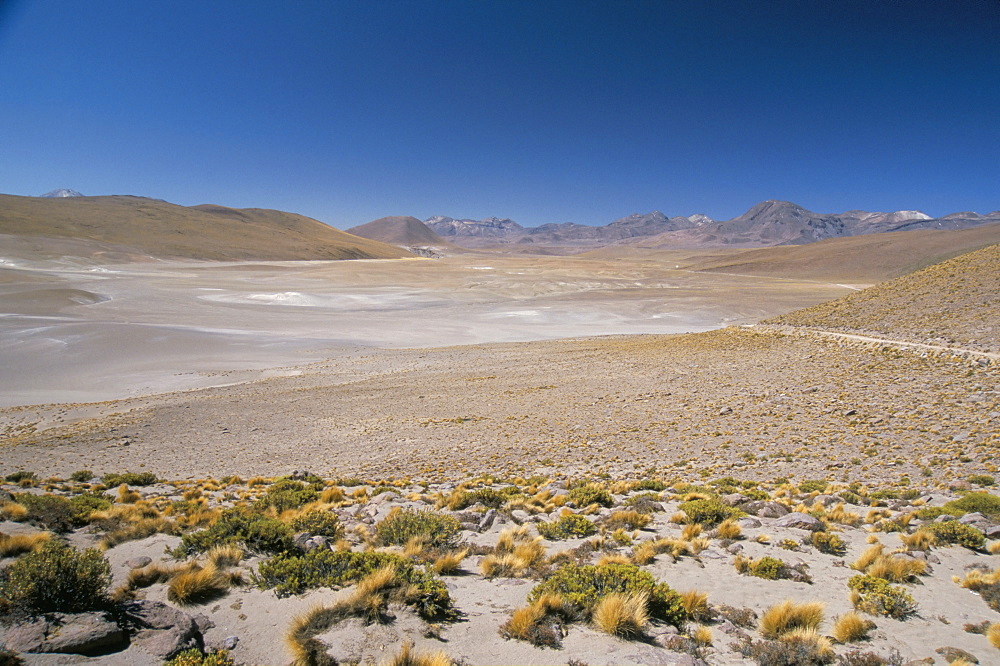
left=0, top=194, right=411, bottom=261
left=686, top=222, right=1000, bottom=284
left=767, top=242, right=1000, bottom=351
left=346, top=216, right=451, bottom=247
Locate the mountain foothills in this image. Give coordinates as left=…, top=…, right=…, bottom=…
left=0, top=194, right=411, bottom=261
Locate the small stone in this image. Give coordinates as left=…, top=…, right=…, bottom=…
left=510, top=509, right=531, bottom=524
left=773, top=512, right=824, bottom=531
left=478, top=508, right=498, bottom=532
left=726, top=543, right=744, bottom=555
left=223, top=636, right=239, bottom=650
left=125, top=556, right=153, bottom=569
left=736, top=516, right=762, bottom=528
left=744, top=501, right=790, bottom=518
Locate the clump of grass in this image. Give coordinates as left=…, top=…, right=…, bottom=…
left=167, top=564, right=231, bottom=605
left=734, top=555, right=809, bottom=582
left=99, top=517, right=177, bottom=550
left=206, top=544, right=244, bottom=568
left=680, top=589, right=711, bottom=623
left=811, top=531, right=847, bottom=556
left=759, top=599, right=824, bottom=639
left=602, top=509, right=651, bottom=531
left=384, top=642, right=454, bottom=666
left=116, top=484, right=141, bottom=504
left=714, top=518, right=742, bottom=540
left=988, top=541, right=1000, bottom=555
left=537, top=514, right=596, bottom=540
left=864, top=554, right=926, bottom=583
left=0, top=531, right=51, bottom=557
left=432, top=549, right=468, bottom=575
left=851, top=543, right=884, bottom=571
left=691, top=625, right=712, bottom=647
left=900, top=529, right=936, bottom=551
left=987, top=622, right=1000, bottom=649
left=126, top=562, right=182, bottom=589
left=591, top=591, right=649, bottom=638
left=831, top=612, right=875, bottom=643
left=0, top=501, right=28, bottom=521
left=376, top=509, right=462, bottom=549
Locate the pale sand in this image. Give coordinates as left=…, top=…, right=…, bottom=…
left=0, top=254, right=850, bottom=407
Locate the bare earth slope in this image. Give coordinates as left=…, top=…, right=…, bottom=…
left=0, top=194, right=411, bottom=261
left=686, top=222, right=1000, bottom=284
left=767, top=243, right=1000, bottom=351
left=346, top=215, right=453, bottom=247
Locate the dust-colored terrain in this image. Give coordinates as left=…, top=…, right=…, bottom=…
left=1, top=225, right=999, bottom=665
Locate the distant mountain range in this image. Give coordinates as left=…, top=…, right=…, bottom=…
left=423, top=201, right=1000, bottom=249
left=40, top=189, right=84, bottom=198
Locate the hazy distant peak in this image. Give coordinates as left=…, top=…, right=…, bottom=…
left=687, top=214, right=714, bottom=225
left=41, top=189, right=84, bottom=198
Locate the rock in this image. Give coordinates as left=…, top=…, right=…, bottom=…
left=460, top=521, right=480, bottom=532
left=744, top=501, right=790, bottom=518
left=510, top=509, right=531, bottom=524
left=718, top=406, right=733, bottom=415
left=773, top=512, right=824, bottom=531
left=736, top=517, right=762, bottom=528
left=716, top=619, right=741, bottom=635
left=122, top=600, right=202, bottom=659
left=223, top=635, right=239, bottom=650
left=4, top=612, right=125, bottom=655
left=933, top=514, right=958, bottom=523
left=721, top=493, right=750, bottom=506
left=726, top=543, right=744, bottom=555
left=124, top=556, right=153, bottom=569
left=809, top=494, right=839, bottom=507
left=293, top=532, right=313, bottom=550
left=192, top=614, right=214, bottom=634
left=983, top=523, right=1000, bottom=539
left=0, top=489, right=14, bottom=503
left=902, top=659, right=934, bottom=666
left=949, top=480, right=972, bottom=491
left=935, top=646, right=978, bottom=663
left=478, top=508, right=498, bottom=532
left=305, top=536, right=330, bottom=551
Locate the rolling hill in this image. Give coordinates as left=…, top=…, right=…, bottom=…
left=0, top=194, right=411, bottom=261
left=346, top=216, right=454, bottom=247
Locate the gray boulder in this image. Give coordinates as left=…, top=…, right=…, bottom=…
left=774, top=512, right=824, bottom=532
left=4, top=612, right=125, bottom=655
left=744, top=501, right=790, bottom=518
left=721, top=493, right=750, bottom=507
left=122, top=600, right=202, bottom=659
left=478, top=508, right=498, bottom=532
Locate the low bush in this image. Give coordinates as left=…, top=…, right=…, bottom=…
left=3, top=471, right=36, bottom=484
left=174, top=507, right=294, bottom=557
left=256, top=549, right=455, bottom=619
left=289, top=510, right=342, bottom=539
left=254, top=479, right=318, bottom=513
left=941, top=492, right=1000, bottom=518
left=847, top=575, right=917, bottom=619
left=569, top=483, right=613, bottom=508
left=537, top=514, right=597, bottom=540
left=735, top=555, right=811, bottom=582
left=602, top=509, right=652, bottom=531
left=13, top=492, right=109, bottom=532
left=733, top=634, right=834, bottom=665
left=798, top=479, right=829, bottom=494
left=678, top=497, right=745, bottom=526
left=812, top=532, right=848, bottom=556
left=924, top=520, right=985, bottom=549
left=163, top=649, right=236, bottom=666
left=375, top=508, right=462, bottom=549
left=968, top=475, right=996, bottom=487
left=69, top=470, right=94, bottom=483
left=102, top=471, right=158, bottom=487
left=0, top=540, right=111, bottom=617
left=526, top=561, right=687, bottom=628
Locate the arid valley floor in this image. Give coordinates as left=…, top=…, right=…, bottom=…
left=1, top=232, right=998, bottom=666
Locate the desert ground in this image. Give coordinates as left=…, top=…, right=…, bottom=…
left=1, top=242, right=998, bottom=666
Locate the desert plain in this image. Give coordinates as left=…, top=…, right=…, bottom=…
left=1, top=221, right=999, bottom=666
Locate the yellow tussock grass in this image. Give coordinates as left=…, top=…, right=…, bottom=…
left=715, top=519, right=742, bottom=540
left=206, top=544, right=244, bottom=568
left=851, top=543, right=884, bottom=571
left=432, top=548, right=468, bottom=575
left=901, top=530, right=936, bottom=551
left=760, top=599, right=824, bottom=639
left=681, top=589, right=710, bottom=622
left=383, top=641, right=453, bottom=666
left=116, top=484, right=141, bottom=504
left=987, top=541, right=1000, bottom=555
left=681, top=523, right=702, bottom=540
left=591, top=591, right=649, bottom=638
left=167, top=564, right=230, bottom=605
left=831, top=612, right=875, bottom=643
left=865, top=554, right=926, bottom=583
left=691, top=625, right=712, bottom=646
left=0, top=502, right=28, bottom=521
left=986, top=622, right=1000, bottom=649
left=0, top=531, right=50, bottom=557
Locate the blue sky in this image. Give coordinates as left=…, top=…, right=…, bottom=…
left=1, top=1, right=997, bottom=228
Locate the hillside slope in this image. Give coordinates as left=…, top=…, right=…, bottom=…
left=346, top=216, right=451, bottom=246
left=0, top=194, right=411, bottom=261
left=688, top=222, right=1000, bottom=283
left=767, top=243, right=1000, bottom=351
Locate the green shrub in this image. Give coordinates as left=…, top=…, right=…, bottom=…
left=733, top=634, right=835, bottom=665
left=913, top=506, right=949, bottom=521
left=290, top=510, right=342, bottom=539
left=0, top=541, right=111, bottom=617
left=848, top=575, right=917, bottom=619
left=3, top=471, right=37, bottom=484
left=968, top=475, right=996, bottom=487
left=924, top=520, right=985, bottom=549
left=678, top=497, right=745, bottom=526
left=812, top=531, right=848, bottom=556
left=942, top=492, right=1000, bottom=518
left=174, top=507, right=294, bottom=557
left=375, top=508, right=462, bottom=549
left=69, top=470, right=95, bottom=483
left=254, top=479, right=318, bottom=513
left=255, top=549, right=455, bottom=619
left=747, top=556, right=786, bottom=580
left=537, top=514, right=597, bottom=540
left=101, top=472, right=158, bottom=487
left=13, top=493, right=108, bottom=533
left=163, top=649, right=236, bottom=666
left=624, top=493, right=664, bottom=513
left=569, top=484, right=613, bottom=508
left=466, top=487, right=510, bottom=509
left=634, top=479, right=667, bottom=491
left=527, top=562, right=686, bottom=628
left=798, top=479, right=829, bottom=494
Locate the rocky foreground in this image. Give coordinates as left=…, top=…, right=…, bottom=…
left=1, top=471, right=999, bottom=665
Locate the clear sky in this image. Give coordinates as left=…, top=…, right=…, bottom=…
left=1, top=1, right=997, bottom=228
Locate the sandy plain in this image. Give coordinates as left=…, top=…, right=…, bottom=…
left=0, top=252, right=851, bottom=407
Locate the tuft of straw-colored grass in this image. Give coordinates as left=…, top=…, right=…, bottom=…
left=865, top=554, right=926, bottom=583
left=432, top=549, right=468, bottom=575
left=681, top=589, right=711, bottom=622
left=987, top=622, right=1000, bottom=649
left=285, top=604, right=344, bottom=666
left=988, top=541, right=1000, bottom=555
left=117, top=484, right=141, bottom=504
left=206, top=544, right=244, bottom=568
left=759, top=599, right=824, bottom=639
left=851, top=543, right=884, bottom=571
left=0, top=531, right=51, bottom=557
left=603, top=509, right=652, bottom=531
left=99, top=517, right=176, bottom=550
left=355, top=565, right=399, bottom=599
left=0, top=502, right=28, bottom=521
left=591, top=591, right=649, bottom=639
left=596, top=553, right=633, bottom=567
left=167, top=563, right=231, bottom=605
left=502, top=603, right=545, bottom=641
left=779, top=627, right=834, bottom=659
left=384, top=641, right=453, bottom=666
left=715, top=518, right=742, bottom=540
left=954, top=567, right=1000, bottom=591
left=495, top=525, right=531, bottom=554
left=127, top=561, right=181, bottom=588
left=901, top=530, right=937, bottom=551
left=681, top=523, right=702, bottom=540
left=691, top=625, right=712, bottom=647
left=631, top=541, right=657, bottom=565
left=831, top=612, right=875, bottom=643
